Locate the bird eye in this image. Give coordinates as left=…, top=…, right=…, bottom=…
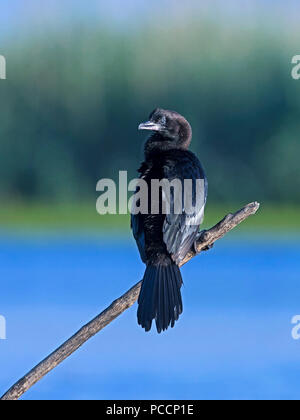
left=161, top=115, right=167, bottom=126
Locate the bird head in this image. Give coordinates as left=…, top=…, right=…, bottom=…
left=139, top=108, right=192, bottom=151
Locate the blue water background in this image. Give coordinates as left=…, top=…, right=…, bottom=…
left=0, top=232, right=300, bottom=400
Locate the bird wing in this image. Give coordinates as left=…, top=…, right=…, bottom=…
left=131, top=162, right=150, bottom=264
left=162, top=157, right=207, bottom=265
left=131, top=212, right=147, bottom=263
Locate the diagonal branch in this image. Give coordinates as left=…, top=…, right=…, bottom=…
left=0, top=201, right=260, bottom=401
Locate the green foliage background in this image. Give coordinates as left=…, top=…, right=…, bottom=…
left=1, top=13, right=300, bottom=228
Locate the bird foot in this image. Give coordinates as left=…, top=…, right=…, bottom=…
left=202, top=243, right=214, bottom=252
left=193, top=230, right=214, bottom=254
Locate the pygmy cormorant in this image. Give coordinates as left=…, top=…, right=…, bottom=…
left=131, top=108, right=208, bottom=333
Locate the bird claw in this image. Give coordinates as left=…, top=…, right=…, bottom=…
left=193, top=230, right=214, bottom=254
left=202, top=243, right=214, bottom=252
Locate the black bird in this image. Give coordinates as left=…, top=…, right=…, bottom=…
left=131, top=108, right=208, bottom=333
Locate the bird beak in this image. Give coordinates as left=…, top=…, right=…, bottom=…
left=138, top=121, right=162, bottom=131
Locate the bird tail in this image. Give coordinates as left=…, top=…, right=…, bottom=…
left=137, top=262, right=183, bottom=333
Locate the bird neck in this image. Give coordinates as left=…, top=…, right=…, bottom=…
left=144, top=132, right=189, bottom=160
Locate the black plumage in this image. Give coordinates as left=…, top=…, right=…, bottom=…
left=131, top=108, right=207, bottom=333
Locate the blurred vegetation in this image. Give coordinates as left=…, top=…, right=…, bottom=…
left=1, top=17, right=300, bottom=228
left=1, top=202, right=299, bottom=233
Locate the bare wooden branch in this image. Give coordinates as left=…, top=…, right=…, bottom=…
left=180, top=201, right=260, bottom=265
left=0, top=201, right=260, bottom=401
